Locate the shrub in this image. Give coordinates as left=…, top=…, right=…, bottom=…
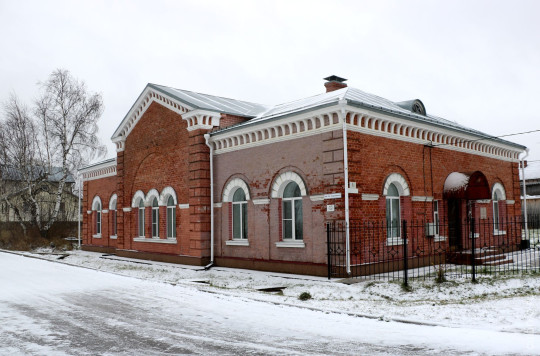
left=298, top=292, right=312, bottom=301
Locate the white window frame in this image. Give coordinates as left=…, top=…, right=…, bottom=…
left=232, top=189, right=248, bottom=240
left=166, top=196, right=176, bottom=239
left=138, top=199, right=145, bottom=238
left=151, top=198, right=159, bottom=238
left=92, top=196, right=102, bottom=238
left=109, top=194, right=117, bottom=239
left=223, top=179, right=251, bottom=246
left=492, top=183, right=506, bottom=235
left=382, top=173, right=410, bottom=246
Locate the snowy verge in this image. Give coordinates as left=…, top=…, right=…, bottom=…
left=5, top=248, right=540, bottom=335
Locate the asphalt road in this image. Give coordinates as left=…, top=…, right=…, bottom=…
left=0, top=253, right=535, bottom=355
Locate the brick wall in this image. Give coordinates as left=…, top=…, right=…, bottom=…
left=213, top=129, right=345, bottom=265
left=347, top=131, right=522, bottom=223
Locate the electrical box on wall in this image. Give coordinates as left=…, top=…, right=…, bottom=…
left=348, top=182, right=358, bottom=194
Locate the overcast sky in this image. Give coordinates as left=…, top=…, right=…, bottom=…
left=1, top=0, right=539, bottom=177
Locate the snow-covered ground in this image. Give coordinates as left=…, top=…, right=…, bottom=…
left=1, top=249, right=540, bottom=355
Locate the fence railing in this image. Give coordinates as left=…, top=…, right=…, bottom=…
left=327, top=216, right=540, bottom=283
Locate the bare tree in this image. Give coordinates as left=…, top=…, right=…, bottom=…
left=1, top=69, right=106, bottom=236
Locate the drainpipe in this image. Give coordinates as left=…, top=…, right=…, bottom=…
left=77, top=173, right=81, bottom=249
left=521, top=148, right=530, bottom=240
left=204, top=134, right=215, bottom=270
left=339, top=100, right=351, bottom=276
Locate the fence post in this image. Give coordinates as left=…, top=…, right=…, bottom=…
left=471, top=217, right=476, bottom=283
left=327, top=222, right=331, bottom=280
left=403, top=220, right=408, bottom=287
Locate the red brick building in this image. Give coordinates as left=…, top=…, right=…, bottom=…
left=80, top=76, right=526, bottom=276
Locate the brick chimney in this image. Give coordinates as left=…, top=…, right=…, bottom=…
left=324, top=75, right=348, bottom=92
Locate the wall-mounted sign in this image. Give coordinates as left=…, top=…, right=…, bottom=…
left=324, top=193, right=342, bottom=200
left=327, top=204, right=335, bottom=212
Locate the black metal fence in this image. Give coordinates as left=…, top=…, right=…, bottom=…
left=327, top=216, right=540, bottom=282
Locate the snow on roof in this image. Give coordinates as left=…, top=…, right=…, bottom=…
left=150, top=84, right=269, bottom=117
left=443, top=172, right=470, bottom=193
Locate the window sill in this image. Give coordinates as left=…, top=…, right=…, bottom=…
left=226, top=239, right=249, bottom=246
left=494, top=230, right=506, bottom=236
left=433, top=235, right=447, bottom=243
left=92, top=234, right=102, bottom=239
left=110, top=235, right=117, bottom=240
left=133, top=237, right=177, bottom=244
left=276, top=240, right=305, bottom=248
left=386, top=238, right=404, bottom=246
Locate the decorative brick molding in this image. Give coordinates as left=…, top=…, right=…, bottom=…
left=271, top=171, right=307, bottom=198
left=111, top=87, right=192, bottom=152
left=222, top=178, right=251, bottom=202
left=383, top=173, right=410, bottom=196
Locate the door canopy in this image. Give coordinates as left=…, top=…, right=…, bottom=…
left=443, top=171, right=490, bottom=200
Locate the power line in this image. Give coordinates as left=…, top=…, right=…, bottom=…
left=430, top=128, right=540, bottom=148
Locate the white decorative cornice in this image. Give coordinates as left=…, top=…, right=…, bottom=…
left=343, top=107, right=523, bottom=162
left=111, top=86, right=193, bottom=151
left=362, top=194, right=379, bottom=201
left=122, top=207, right=132, bottom=212
left=206, top=103, right=522, bottom=162
left=253, top=198, right=270, bottom=205
left=179, top=203, right=190, bottom=209
left=209, top=107, right=341, bottom=155
left=80, top=159, right=117, bottom=181
left=182, top=109, right=221, bottom=131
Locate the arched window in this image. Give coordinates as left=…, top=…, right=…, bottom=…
left=492, top=183, right=506, bottom=233
left=166, top=196, right=176, bottom=239
left=232, top=188, right=247, bottom=240
left=383, top=173, right=410, bottom=242
left=92, top=196, right=102, bottom=236
left=282, top=182, right=303, bottom=240
left=95, top=201, right=102, bottom=235
left=138, top=199, right=145, bottom=237
left=386, top=183, right=400, bottom=238
left=109, top=194, right=117, bottom=237
left=151, top=197, right=159, bottom=238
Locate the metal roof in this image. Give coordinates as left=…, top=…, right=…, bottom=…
left=150, top=84, right=269, bottom=117
left=212, top=86, right=526, bottom=150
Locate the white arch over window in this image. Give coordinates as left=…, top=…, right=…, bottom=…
left=159, top=186, right=178, bottom=206
left=145, top=188, right=160, bottom=207
left=92, top=196, right=102, bottom=211
left=109, top=194, right=118, bottom=210
left=492, top=182, right=506, bottom=200
left=383, top=173, right=410, bottom=196
left=131, top=190, right=145, bottom=208
left=271, top=171, right=307, bottom=198
left=222, top=178, right=251, bottom=202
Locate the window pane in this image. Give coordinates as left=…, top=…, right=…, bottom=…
left=294, top=199, right=303, bottom=240
left=139, top=208, right=144, bottom=236
left=242, top=203, right=248, bottom=239
left=387, top=183, right=399, bottom=197
left=167, top=196, right=174, bottom=206
left=283, top=200, right=292, bottom=219
left=167, top=208, right=172, bottom=237
left=233, top=189, right=246, bottom=202
left=284, top=220, right=292, bottom=239
left=391, top=199, right=400, bottom=237
left=283, top=182, right=300, bottom=198
left=233, top=203, right=241, bottom=239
